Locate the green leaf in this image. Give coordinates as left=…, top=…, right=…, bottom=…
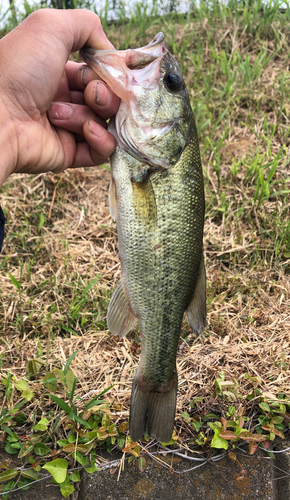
left=259, top=402, right=270, bottom=412
left=22, top=390, right=34, bottom=401
left=8, top=273, right=20, bottom=290
left=160, top=438, right=176, bottom=446
left=130, top=445, right=140, bottom=457
left=26, top=359, right=43, bottom=375
left=65, top=370, right=75, bottom=393
left=14, top=412, right=26, bottom=426
left=192, top=421, right=203, bottom=432
left=75, top=451, right=89, bottom=467
left=87, top=429, right=98, bottom=439
left=14, top=379, right=28, bottom=391
left=84, top=398, right=106, bottom=411
left=3, top=479, right=16, bottom=500
left=4, top=373, right=12, bottom=400
left=6, top=433, right=18, bottom=443
left=43, top=372, right=58, bottom=393
left=18, top=442, right=34, bottom=458
left=74, top=414, right=91, bottom=429
left=0, top=415, right=15, bottom=425
left=42, top=459, right=68, bottom=484
left=63, top=352, right=78, bottom=376
left=190, top=397, right=203, bottom=407
left=211, top=428, right=229, bottom=450
left=83, top=277, right=100, bottom=294
left=0, top=469, right=18, bottom=482
left=208, top=421, right=222, bottom=430
left=70, top=471, right=80, bottom=482
left=182, top=412, right=191, bottom=424
left=137, top=457, right=146, bottom=472
left=278, top=404, right=286, bottom=414
left=271, top=416, right=284, bottom=425
left=14, top=400, right=28, bottom=411
left=85, top=462, right=98, bottom=473
left=68, top=434, right=76, bottom=444
left=118, top=438, right=125, bottom=449
left=10, top=443, right=21, bottom=449
left=4, top=443, right=18, bottom=455
left=38, top=213, right=45, bottom=232
left=57, top=439, right=69, bottom=447
left=70, top=378, right=78, bottom=402
left=33, top=418, right=50, bottom=432
left=2, top=425, right=14, bottom=437
left=60, top=475, right=75, bottom=498
left=84, top=385, right=113, bottom=410
left=22, top=469, right=40, bottom=481
left=48, top=395, right=73, bottom=416
left=274, top=423, right=285, bottom=431
left=16, top=477, right=31, bottom=490
left=34, top=442, right=50, bottom=456
left=102, top=413, right=110, bottom=427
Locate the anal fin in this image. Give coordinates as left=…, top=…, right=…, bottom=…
left=107, top=278, right=136, bottom=338
left=186, top=253, right=206, bottom=335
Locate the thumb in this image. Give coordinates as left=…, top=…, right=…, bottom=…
left=45, top=9, right=114, bottom=53
left=0, top=9, right=113, bottom=111
left=12, top=9, right=113, bottom=57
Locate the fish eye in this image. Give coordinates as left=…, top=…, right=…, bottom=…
left=164, top=72, right=183, bottom=91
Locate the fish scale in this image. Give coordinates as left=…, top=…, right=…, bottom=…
left=80, top=33, right=206, bottom=442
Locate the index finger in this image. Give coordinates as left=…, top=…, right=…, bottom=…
left=65, top=61, right=100, bottom=91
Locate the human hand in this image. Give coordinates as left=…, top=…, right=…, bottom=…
left=0, top=9, right=119, bottom=188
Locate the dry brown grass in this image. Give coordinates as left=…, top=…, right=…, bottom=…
left=1, top=166, right=289, bottom=431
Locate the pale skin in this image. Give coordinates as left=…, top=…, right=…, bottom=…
left=0, top=9, right=120, bottom=189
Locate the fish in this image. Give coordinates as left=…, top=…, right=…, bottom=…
left=80, top=33, right=206, bottom=443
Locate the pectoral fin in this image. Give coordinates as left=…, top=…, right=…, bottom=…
left=107, top=278, right=136, bottom=338
left=132, top=178, right=157, bottom=225
left=186, top=254, right=206, bottom=335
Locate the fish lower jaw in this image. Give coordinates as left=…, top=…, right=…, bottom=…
left=110, top=111, right=181, bottom=170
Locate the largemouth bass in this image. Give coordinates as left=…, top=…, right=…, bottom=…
left=80, top=33, right=206, bottom=443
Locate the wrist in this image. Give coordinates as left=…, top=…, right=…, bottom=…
left=0, top=104, right=17, bottom=189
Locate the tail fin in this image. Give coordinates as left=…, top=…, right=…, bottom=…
left=129, top=373, right=178, bottom=443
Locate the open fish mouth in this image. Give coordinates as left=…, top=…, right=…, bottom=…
left=80, top=32, right=191, bottom=170
left=80, top=33, right=168, bottom=103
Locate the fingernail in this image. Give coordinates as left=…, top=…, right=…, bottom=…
left=82, top=66, right=88, bottom=86
left=88, top=119, right=106, bottom=137
left=95, top=81, right=112, bottom=106
left=48, top=102, right=72, bottom=120
left=82, top=66, right=97, bottom=87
